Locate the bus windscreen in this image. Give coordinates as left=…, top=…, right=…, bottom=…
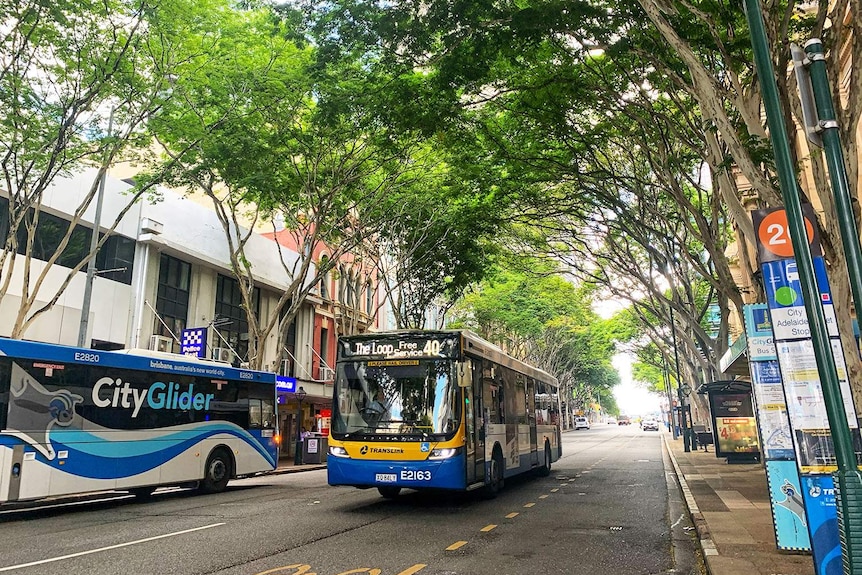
left=332, top=359, right=461, bottom=440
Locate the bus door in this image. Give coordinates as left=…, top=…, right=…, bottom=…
left=527, top=378, right=538, bottom=465
left=466, top=358, right=485, bottom=484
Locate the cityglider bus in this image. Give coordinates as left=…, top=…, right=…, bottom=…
left=327, top=330, right=561, bottom=498
left=0, top=337, right=278, bottom=503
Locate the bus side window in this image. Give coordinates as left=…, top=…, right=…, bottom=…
left=249, top=399, right=263, bottom=428
left=261, top=398, right=275, bottom=428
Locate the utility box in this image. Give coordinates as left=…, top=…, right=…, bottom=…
left=302, top=435, right=328, bottom=464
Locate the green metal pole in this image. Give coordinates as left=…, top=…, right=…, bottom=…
left=803, top=38, right=862, bottom=574
left=743, top=2, right=861, bottom=573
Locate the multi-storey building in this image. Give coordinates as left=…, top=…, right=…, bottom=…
left=0, top=167, right=383, bottom=461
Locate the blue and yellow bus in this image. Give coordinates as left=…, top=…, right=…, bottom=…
left=327, top=330, right=561, bottom=498
left=0, top=337, right=278, bottom=503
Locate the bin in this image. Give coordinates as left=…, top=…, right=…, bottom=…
left=301, top=434, right=328, bottom=464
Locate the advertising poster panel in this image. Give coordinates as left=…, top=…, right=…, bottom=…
left=801, top=475, right=842, bottom=575
left=710, top=392, right=760, bottom=457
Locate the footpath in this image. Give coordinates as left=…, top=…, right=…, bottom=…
left=663, top=433, right=815, bottom=575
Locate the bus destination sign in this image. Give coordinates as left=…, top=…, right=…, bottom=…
left=339, top=334, right=459, bottom=360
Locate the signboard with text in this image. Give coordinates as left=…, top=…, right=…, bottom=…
left=180, top=327, right=208, bottom=358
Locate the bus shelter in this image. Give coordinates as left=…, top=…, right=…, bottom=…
left=697, top=380, right=761, bottom=463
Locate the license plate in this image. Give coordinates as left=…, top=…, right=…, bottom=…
left=375, top=473, right=397, bottom=482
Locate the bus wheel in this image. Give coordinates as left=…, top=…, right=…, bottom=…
left=536, top=443, right=552, bottom=477
left=483, top=452, right=504, bottom=498
left=200, top=449, right=232, bottom=494
left=378, top=486, right=401, bottom=499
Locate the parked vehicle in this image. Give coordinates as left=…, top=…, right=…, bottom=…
left=574, top=416, right=591, bottom=430
left=618, top=415, right=632, bottom=426
left=642, top=419, right=660, bottom=431
left=607, top=417, right=617, bottom=425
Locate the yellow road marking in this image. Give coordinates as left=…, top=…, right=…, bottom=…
left=539, top=494, right=549, bottom=499
left=524, top=502, right=535, bottom=508
left=551, top=488, right=559, bottom=492
left=446, top=541, right=468, bottom=551
left=505, top=512, right=519, bottom=518
left=396, top=565, right=427, bottom=575
left=480, top=524, right=497, bottom=532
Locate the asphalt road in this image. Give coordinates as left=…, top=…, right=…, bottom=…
left=0, top=425, right=703, bottom=575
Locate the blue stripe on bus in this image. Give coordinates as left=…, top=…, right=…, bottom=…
left=327, top=454, right=467, bottom=490
left=0, top=338, right=277, bottom=384
left=0, top=425, right=276, bottom=479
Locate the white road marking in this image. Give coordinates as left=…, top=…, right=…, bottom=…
left=0, top=523, right=225, bottom=572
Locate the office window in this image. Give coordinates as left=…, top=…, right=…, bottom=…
left=155, top=254, right=191, bottom=344
left=215, top=274, right=259, bottom=362
left=17, top=209, right=91, bottom=269
left=95, top=234, right=135, bottom=284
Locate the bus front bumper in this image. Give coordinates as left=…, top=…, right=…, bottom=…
left=327, top=454, right=467, bottom=491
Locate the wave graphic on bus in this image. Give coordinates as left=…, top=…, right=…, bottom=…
left=0, top=423, right=274, bottom=479
left=5, top=361, right=275, bottom=479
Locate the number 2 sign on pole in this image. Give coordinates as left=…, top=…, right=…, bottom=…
left=752, top=205, right=822, bottom=263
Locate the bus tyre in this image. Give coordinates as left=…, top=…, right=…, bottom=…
left=378, top=486, right=401, bottom=499
left=536, top=443, right=551, bottom=477
left=200, top=449, right=232, bottom=494
left=483, top=451, right=504, bottom=498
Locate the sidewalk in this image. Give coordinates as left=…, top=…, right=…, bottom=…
left=270, top=457, right=327, bottom=474
left=663, top=433, right=815, bottom=575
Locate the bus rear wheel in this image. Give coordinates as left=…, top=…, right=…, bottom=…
left=536, top=444, right=552, bottom=477
left=200, top=449, right=232, bottom=494
left=483, top=452, right=504, bottom=498
left=378, top=486, right=401, bottom=499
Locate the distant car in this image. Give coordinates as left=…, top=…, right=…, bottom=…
left=618, top=416, right=631, bottom=426
left=574, top=417, right=591, bottom=430
left=607, top=417, right=617, bottom=425
left=642, top=419, right=660, bottom=431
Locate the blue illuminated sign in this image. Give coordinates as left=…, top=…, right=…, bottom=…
left=276, top=376, right=297, bottom=393
left=181, top=327, right=208, bottom=358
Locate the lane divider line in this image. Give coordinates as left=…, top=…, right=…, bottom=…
left=523, top=502, right=536, bottom=508
left=505, top=513, right=519, bottom=519
left=446, top=541, right=468, bottom=551
left=539, top=494, right=549, bottom=499
left=0, top=523, right=225, bottom=572
left=480, top=525, right=497, bottom=532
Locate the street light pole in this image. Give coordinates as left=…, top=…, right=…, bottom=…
left=78, top=108, right=114, bottom=348
left=664, top=357, right=678, bottom=439
left=294, top=386, right=306, bottom=465
left=668, top=300, right=690, bottom=451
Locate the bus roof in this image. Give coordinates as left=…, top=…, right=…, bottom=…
left=0, top=337, right=276, bottom=384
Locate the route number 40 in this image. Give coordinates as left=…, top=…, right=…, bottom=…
left=256, top=564, right=426, bottom=575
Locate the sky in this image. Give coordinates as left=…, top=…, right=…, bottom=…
left=595, top=297, right=662, bottom=417
left=612, top=352, right=662, bottom=417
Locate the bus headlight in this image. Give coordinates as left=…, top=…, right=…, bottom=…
left=428, top=447, right=458, bottom=460
left=329, top=445, right=349, bottom=458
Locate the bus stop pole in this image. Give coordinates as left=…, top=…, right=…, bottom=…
left=802, top=38, right=862, bottom=573
left=743, top=2, right=862, bottom=572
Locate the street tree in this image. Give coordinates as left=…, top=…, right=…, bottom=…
left=0, top=0, right=209, bottom=338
